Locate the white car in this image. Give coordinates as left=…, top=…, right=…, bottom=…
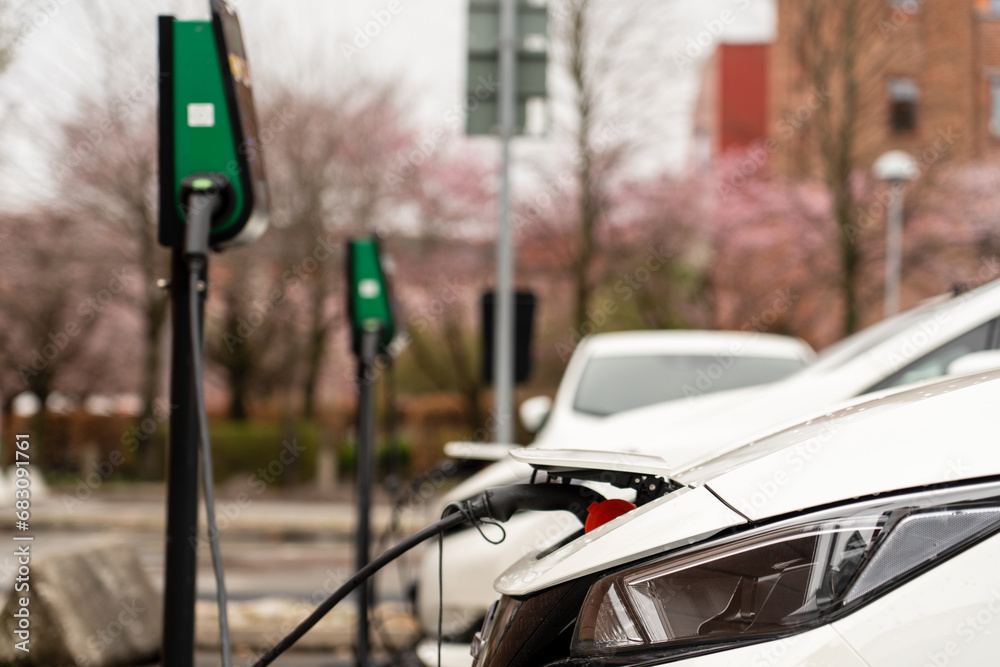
left=418, top=279, right=1000, bottom=658
left=516, top=330, right=815, bottom=445
left=469, top=368, right=1000, bottom=666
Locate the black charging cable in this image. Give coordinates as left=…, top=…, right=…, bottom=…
left=182, top=175, right=233, bottom=667
left=250, top=483, right=605, bottom=667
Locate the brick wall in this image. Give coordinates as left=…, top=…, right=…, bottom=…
left=768, top=0, right=994, bottom=176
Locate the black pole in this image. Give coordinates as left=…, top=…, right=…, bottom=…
left=355, top=326, right=380, bottom=666
left=162, top=247, right=206, bottom=667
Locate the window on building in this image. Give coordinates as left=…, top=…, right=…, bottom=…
left=888, top=78, right=919, bottom=133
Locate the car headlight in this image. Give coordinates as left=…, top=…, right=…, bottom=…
left=572, top=488, right=1000, bottom=659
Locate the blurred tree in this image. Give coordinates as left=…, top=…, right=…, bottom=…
left=549, top=0, right=680, bottom=331
left=387, top=144, right=496, bottom=432
left=778, top=0, right=933, bottom=334
left=205, top=248, right=296, bottom=420
left=0, top=210, right=132, bottom=457
left=237, top=83, right=415, bottom=420
left=55, top=106, right=168, bottom=468
left=41, top=0, right=199, bottom=473
left=894, top=161, right=1000, bottom=293
left=393, top=238, right=494, bottom=433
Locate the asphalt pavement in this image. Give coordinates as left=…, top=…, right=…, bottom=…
left=0, top=481, right=441, bottom=665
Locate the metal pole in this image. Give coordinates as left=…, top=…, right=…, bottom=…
left=162, top=247, right=204, bottom=667
left=355, top=326, right=380, bottom=667
left=494, top=0, right=517, bottom=444
left=884, top=180, right=903, bottom=317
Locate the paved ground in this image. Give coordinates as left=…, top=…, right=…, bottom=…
left=0, top=481, right=446, bottom=666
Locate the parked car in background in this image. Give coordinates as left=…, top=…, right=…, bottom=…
left=517, top=330, right=815, bottom=444
left=470, top=369, right=1000, bottom=666
left=418, top=278, right=1000, bottom=665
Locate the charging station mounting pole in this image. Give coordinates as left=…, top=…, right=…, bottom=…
left=355, top=323, right=380, bottom=665
left=158, top=2, right=269, bottom=664
left=347, top=239, right=395, bottom=667
left=162, top=243, right=203, bottom=667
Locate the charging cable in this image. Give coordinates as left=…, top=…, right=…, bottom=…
left=250, top=483, right=605, bottom=667
left=183, top=177, right=233, bottom=667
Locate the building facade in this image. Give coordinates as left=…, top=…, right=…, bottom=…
left=696, top=0, right=1000, bottom=174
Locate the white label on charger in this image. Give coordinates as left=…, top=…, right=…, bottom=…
left=187, top=103, right=215, bottom=127
left=358, top=279, right=381, bottom=299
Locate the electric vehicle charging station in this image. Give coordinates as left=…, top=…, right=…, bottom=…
left=157, top=1, right=268, bottom=665
left=346, top=238, right=396, bottom=666
left=150, top=4, right=590, bottom=665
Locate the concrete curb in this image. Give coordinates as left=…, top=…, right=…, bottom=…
left=0, top=542, right=161, bottom=666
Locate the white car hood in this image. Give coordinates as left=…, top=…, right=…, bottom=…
left=682, top=370, right=1000, bottom=520
left=498, top=370, right=1000, bottom=596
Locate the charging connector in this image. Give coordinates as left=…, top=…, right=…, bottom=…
left=251, top=483, right=605, bottom=667
left=181, top=174, right=231, bottom=260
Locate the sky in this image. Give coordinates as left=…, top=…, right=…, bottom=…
left=0, top=0, right=775, bottom=206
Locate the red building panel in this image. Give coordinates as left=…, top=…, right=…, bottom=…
left=719, top=44, right=769, bottom=153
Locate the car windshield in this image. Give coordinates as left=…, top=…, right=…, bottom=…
left=805, top=294, right=951, bottom=371
left=573, top=355, right=807, bottom=417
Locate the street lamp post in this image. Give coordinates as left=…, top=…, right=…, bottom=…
left=872, top=150, right=919, bottom=318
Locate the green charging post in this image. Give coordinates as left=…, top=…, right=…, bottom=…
left=159, top=0, right=268, bottom=250
left=158, top=2, right=269, bottom=666
left=346, top=237, right=395, bottom=666
left=347, top=238, right=396, bottom=354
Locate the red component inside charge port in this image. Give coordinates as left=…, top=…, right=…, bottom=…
left=585, top=499, right=637, bottom=533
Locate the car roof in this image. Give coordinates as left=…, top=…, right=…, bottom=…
left=581, top=330, right=815, bottom=361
